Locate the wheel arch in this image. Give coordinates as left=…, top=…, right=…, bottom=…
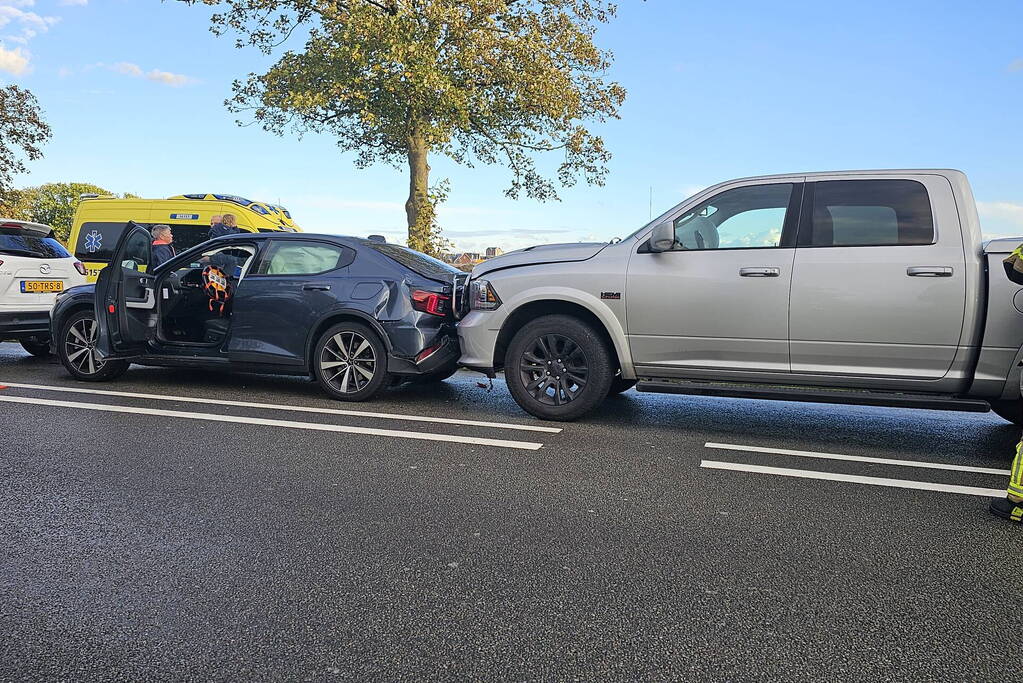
left=494, top=298, right=633, bottom=378
left=305, top=309, right=391, bottom=374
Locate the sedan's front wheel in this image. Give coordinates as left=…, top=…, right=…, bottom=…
left=505, top=314, right=614, bottom=421
left=314, top=322, right=390, bottom=402
left=57, top=309, right=128, bottom=381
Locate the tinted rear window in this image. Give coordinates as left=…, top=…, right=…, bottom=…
left=359, top=240, right=460, bottom=280
left=802, top=179, right=934, bottom=247
left=0, top=232, right=71, bottom=259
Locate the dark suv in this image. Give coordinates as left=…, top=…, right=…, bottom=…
left=51, top=223, right=462, bottom=401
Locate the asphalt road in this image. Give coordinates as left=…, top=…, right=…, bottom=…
left=1, top=341, right=1021, bottom=681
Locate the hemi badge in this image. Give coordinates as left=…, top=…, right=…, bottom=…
left=600, top=292, right=621, bottom=300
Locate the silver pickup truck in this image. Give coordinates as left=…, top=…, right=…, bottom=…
left=456, top=169, right=1023, bottom=422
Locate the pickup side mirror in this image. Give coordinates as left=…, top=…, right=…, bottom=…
left=649, top=221, right=675, bottom=253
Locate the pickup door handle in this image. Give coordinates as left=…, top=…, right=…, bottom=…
left=739, top=267, right=781, bottom=278
left=907, top=266, right=953, bottom=277
left=302, top=283, right=331, bottom=291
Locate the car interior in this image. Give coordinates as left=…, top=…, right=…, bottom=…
left=158, top=244, right=256, bottom=346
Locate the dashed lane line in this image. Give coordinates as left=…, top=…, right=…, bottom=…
left=700, top=460, right=1006, bottom=498
left=0, top=395, right=544, bottom=451
left=0, top=380, right=561, bottom=434
left=705, top=442, right=1010, bottom=476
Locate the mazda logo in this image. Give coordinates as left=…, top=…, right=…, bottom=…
left=39, top=264, right=51, bottom=275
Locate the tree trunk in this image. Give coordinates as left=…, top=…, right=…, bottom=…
left=405, top=129, right=432, bottom=253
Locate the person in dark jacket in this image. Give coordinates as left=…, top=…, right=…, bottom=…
left=151, top=224, right=175, bottom=268
left=209, top=213, right=243, bottom=240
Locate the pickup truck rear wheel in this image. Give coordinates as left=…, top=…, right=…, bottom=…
left=505, top=314, right=614, bottom=421
left=990, top=400, right=1023, bottom=426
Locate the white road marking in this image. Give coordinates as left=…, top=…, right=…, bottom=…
left=705, top=442, right=1010, bottom=476
left=700, top=460, right=1006, bottom=498
left=0, top=395, right=544, bottom=451
left=0, top=380, right=560, bottom=434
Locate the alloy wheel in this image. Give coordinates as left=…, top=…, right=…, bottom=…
left=320, top=331, right=378, bottom=394
left=64, top=317, right=106, bottom=375
left=518, top=334, right=589, bottom=406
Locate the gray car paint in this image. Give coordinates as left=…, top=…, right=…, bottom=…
left=458, top=169, right=1023, bottom=405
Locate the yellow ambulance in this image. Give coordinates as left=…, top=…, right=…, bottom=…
left=69, top=193, right=301, bottom=281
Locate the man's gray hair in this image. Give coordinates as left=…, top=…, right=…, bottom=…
left=151, top=224, right=171, bottom=238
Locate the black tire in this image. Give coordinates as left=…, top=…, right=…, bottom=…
left=313, top=322, right=389, bottom=402
left=413, top=365, right=459, bottom=384
left=990, top=400, right=1023, bottom=426
left=608, top=377, right=637, bottom=395
left=19, top=338, right=51, bottom=357
left=57, top=309, right=129, bottom=381
left=505, top=314, right=614, bottom=421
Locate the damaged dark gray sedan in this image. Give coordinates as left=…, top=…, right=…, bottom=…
left=50, top=224, right=462, bottom=401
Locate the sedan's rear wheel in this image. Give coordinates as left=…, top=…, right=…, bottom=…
left=314, top=322, right=389, bottom=402
left=57, top=309, right=128, bottom=381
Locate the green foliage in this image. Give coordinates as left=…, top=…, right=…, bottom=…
left=0, top=86, right=52, bottom=195
left=0, top=183, right=136, bottom=243
left=407, top=179, right=455, bottom=256
left=180, top=0, right=626, bottom=253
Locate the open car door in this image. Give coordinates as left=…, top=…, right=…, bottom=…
left=95, top=221, right=156, bottom=359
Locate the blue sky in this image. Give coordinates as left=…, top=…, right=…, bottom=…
left=4, top=0, right=1023, bottom=251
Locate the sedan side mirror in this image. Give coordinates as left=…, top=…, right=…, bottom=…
left=649, top=221, right=675, bottom=253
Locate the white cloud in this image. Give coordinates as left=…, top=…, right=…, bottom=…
left=1009, top=59, right=1023, bottom=73
left=145, top=69, right=194, bottom=87
left=108, top=61, right=196, bottom=87
left=977, top=201, right=1023, bottom=239
left=0, top=43, right=29, bottom=75
left=111, top=61, right=142, bottom=77
left=59, top=0, right=87, bottom=6
left=0, top=0, right=59, bottom=73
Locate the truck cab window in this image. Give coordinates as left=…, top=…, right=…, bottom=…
left=802, top=179, right=934, bottom=247
left=670, top=183, right=792, bottom=250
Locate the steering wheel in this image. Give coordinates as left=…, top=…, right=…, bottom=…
left=202, top=265, right=233, bottom=315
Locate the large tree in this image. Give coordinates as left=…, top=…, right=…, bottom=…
left=0, top=85, right=52, bottom=197
left=181, top=0, right=626, bottom=254
left=1, top=183, right=138, bottom=243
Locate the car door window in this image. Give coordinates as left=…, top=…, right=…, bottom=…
left=670, top=184, right=793, bottom=250
left=800, top=179, right=934, bottom=247
left=121, top=228, right=151, bottom=271
left=256, top=242, right=349, bottom=275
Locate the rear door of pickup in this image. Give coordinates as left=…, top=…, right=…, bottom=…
left=788, top=174, right=966, bottom=379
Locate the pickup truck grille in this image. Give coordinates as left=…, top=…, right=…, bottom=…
left=452, top=273, right=470, bottom=319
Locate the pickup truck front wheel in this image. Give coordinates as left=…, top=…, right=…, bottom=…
left=505, top=314, right=614, bottom=421
left=990, top=400, right=1023, bottom=426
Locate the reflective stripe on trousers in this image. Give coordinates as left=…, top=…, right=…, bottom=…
left=1010, top=440, right=1023, bottom=502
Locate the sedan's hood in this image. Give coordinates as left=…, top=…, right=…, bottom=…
left=472, top=242, right=609, bottom=277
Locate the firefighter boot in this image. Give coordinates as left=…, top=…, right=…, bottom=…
left=990, top=440, right=1023, bottom=524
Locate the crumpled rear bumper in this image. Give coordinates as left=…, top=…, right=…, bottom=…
left=386, top=333, right=460, bottom=376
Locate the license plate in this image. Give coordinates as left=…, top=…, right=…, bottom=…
left=20, top=280, right=64, bottom=293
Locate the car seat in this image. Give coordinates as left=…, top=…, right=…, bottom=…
left=674, top=216, right=720, bottom=250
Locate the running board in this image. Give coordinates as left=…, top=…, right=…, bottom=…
left=634, top=379, right=991, bottom=413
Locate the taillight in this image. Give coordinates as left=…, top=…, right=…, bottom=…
left=73, top=261, right=86, bottom=276
left=107, top=304, right=116, bottom=314
left=416, top=343, right=443, bottom=363
left=411, top=290, right=450, bottom=317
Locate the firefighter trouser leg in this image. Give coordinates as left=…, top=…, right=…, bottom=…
left=1009, top=440, right=1023, bottom=502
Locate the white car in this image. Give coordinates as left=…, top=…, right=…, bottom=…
left=0, top=219, right=87, bottom=356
